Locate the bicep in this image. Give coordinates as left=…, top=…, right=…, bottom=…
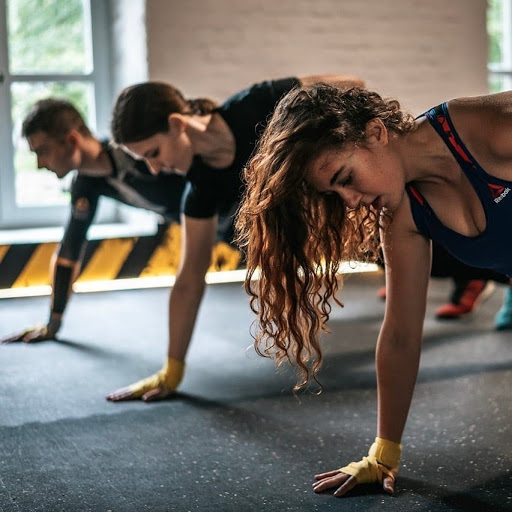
left=58, top=200, right=96, bottom=261
left=381, top=208, right=431, bottom=340
left=178, top=214, right=218, bottom=277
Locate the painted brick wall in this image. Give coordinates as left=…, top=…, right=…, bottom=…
left=145, top=0, right=488, bottom=115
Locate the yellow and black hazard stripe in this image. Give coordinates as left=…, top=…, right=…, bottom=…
left=0, top=223, right=242, bottom=290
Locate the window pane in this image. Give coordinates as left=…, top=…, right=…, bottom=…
left=489, top=73, right=512, bottom=93
left=489, top=73, right=505, bottom=93
left=7, top=0, right=92, bottom=74
left=488, top=0, right=504, bottom=65
left=11, top=81, right=94, bottom=206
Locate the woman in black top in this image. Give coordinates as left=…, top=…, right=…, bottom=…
left=106, top=74, right=364, bottom=402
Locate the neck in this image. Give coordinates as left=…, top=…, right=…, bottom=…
left=398, top=118, right=455, bottom=184
left=78, top=137, right=112, bottom=176
left=188, top=113, right=235, bottom=168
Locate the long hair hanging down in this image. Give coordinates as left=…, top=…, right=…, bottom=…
left=236, top=84, right=415, bottom=391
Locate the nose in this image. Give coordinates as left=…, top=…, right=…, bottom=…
left=146, top=158, right=161, bottom=175
left=337, top=187, right=362, bottom=209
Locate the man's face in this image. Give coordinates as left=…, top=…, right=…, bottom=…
left=27, top=130, right=78, bottom=178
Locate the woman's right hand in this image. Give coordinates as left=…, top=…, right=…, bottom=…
left=106, top=357, right=185, bottom=402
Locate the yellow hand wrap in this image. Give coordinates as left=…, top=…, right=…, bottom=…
left=339, top=437, right=402, bottom=484
left=129, top=357, right=185, bottom=398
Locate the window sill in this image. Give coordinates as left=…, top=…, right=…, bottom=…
left=0, top=221, right=159, bottom=245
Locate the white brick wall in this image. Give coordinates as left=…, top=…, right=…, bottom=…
left=146, top=0, right=488, bottom=115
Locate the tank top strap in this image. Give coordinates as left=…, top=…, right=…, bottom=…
left=424, top=103, right=484, bottom=177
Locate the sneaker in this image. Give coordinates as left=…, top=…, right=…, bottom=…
left=377, top=286, right=387, bottom=301
left=495, top=287, right=512, bottom=330
left=435, top=280, right=495, bottom=319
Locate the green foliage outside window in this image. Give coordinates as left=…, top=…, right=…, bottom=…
left=6, top=0, right=94, bottom=205
left=7, top=0, right=89, bottom=74
left=487, top=0, right=504, bottom=65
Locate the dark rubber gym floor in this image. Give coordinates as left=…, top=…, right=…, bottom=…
left=1, top=272, right=511, bottom=511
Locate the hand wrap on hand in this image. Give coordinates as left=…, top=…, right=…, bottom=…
left=129, top=357, right=185, bottom=397
left=339, top=437, right=402, bottom=483
left=30, top=325, right=48, bottom=337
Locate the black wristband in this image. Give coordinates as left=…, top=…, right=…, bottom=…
left=51, top=265, right=74, bottom=314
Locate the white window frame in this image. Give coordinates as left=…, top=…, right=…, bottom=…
left=488, top=0, right=512, bottom=92
left=0, top=0, right=115, bottom=229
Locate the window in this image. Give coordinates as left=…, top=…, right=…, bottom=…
left=488, top=0, right=512, bottom=92
left=0, top=0, right=113, bottom=228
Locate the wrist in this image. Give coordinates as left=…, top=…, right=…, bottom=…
left=161, top=357, right=185, bottom=390
left=47, top=313, right=62, bottom=334
left=369, top=437, right=402, bottom=470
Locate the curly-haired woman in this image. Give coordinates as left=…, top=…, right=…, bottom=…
left=237, top=84, right=512, bottom=496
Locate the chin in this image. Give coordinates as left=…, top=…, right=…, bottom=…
left=56, top=169, right=71, bottom=179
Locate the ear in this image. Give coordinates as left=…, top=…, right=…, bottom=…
left=66, top=129, right=82, bottom=148
left=365, top=119, right=388, bottom=147
left=167, top=113, right=186, bottom=135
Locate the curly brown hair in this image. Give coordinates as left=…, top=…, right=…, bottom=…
left=235, top=84, right=416, bottom=391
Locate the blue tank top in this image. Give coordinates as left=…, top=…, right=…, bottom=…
left=406, top=103, right=512, bottom=277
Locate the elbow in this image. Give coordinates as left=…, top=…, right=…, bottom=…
left=378, top=320, right=423, bottom=352
left=173, top=270, right=207, bottom=296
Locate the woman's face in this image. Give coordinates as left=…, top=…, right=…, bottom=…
left=307, top=144, right=404, bottom=212
left=124, top=122, right=194, bottom=175
left=307, top=121, right=404, bottom=211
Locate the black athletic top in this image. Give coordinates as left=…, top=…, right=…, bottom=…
left=182, top=77, right=300, bottom=219
left=51, top=78, right=299, bottom=317
left=58, top=141, right=186, bottom=262
left=60, top=78, right=299, bottom=262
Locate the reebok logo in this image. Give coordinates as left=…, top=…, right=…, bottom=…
left=488, top=183, right=511, bottom=203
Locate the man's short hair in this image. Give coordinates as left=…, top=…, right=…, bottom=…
left=22, top=98, right=92, bottom=139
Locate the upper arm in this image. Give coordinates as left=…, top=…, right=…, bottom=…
left=486, top=98, right=512, bottom=165
left=177, top=214, right=218, bottom=280
left=381, top=198, right=431, bottom=342
left=59, top=184, right=98, bottom=261
left=299, top=74, right=365, bottom=90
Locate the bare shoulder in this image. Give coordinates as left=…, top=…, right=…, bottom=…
left=447, top=92, right=512, bottom=169
left=449, top=91, right=512, bottom=121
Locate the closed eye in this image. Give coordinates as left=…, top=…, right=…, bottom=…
left=339, top=172, right=352, bottom=187
left=144, top=148, right=160, bottom=159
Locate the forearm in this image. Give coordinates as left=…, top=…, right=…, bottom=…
left=48, top=257, right=80, bottom=333
left=167, top=274, right=207, bottom=361
left=376, top=331, right=422, bottom=443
